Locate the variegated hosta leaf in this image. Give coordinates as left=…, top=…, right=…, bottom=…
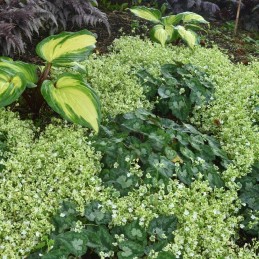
left=129, top=6, right=161, bottom=23
left=181, top=12, right=209, bottom=24
left=150, top=24, right=170, bottom=47
left=0, top=70, right=26, bottom=107
left=36, top=30, right=96, bottom=66
left=161, top=14, right=183, bottom=26
left=175, top=25, right=198, bottom=49
left=164, top=25, right=179, bottom=42
left=41, top=73, right=101, bottom=133
left=0, top=59, right=38, bottom=88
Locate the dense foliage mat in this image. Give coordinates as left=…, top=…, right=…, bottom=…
left=0, top=37, right=258, bottom=258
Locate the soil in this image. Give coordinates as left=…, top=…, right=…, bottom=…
left=15, top=11, right=258, bottom=65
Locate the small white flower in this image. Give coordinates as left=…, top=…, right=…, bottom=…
left=184, top=210, right=189, bottom=216
left=60, top=213, right=66, bottom=217
left=113, top=162, right=119, bottom=168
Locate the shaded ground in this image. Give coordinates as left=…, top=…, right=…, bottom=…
left=16, top=10, right=258, bottom=66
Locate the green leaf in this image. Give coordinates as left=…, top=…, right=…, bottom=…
left=164, top=25, right=179, bottom=42
left=150, top=24, right=170, bottom=47
left=161, top=14, right=183, bottom=26
left=41, top=73, right=101, bottom=133
left=148, top=215, right=178, bottom=241
left=175, top=25, right=198, bottom=49
left=85, top=226, right=114, bottom=252
left=181, top=12, right=209, bottom=24
left=129, top=6, right=161, bottom=23
left=84, top=201, right=112, bottom=224
left=0, top=60, right=38, bottom=87
left=0, top=70, right=26, bottom=107
left=53, top=231, right=88, bottom=257
left=124, top=220, right=147, bottom=245
left=157, top=251, right=177, bottom=259
left=42, top=248, right=68, bottom=259
left=36, top=30, right=96, bottom=66
left=118, top=240, right=145, bottom=259
left=52, top=201, right=78, bottom=234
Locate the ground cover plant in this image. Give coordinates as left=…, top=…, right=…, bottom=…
left=0, top=1, right=259, bottom=258
left=0, top=35, right=258, bottom=257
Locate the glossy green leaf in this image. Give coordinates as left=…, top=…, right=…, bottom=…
left=0, top=70, right=26, bottom=107
left=148, top=215, right=178, bottom=241
left=41, top=73, right=101, bottom=133
left=181, top=12, right=209, bottom=24
left=36, top=30, right=96, bottom=66
left=129, top=6, right=161, bottom=23
left=150, top=24, right=169, bottom=47
left=118, top=240, right=145, bottom=259
left=53, top=231, right=88, bottom=257
left=84, top=201, right=112, bottom=224
left=175, top=25, right=198, bottom=49
left=0, top=60, right=38, bottom=87
left=157, top=251, right=177, bottom=259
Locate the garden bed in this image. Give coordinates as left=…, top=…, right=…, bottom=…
left=0, top=3, right=258, bottom=259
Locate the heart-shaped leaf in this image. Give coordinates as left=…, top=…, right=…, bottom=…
left=41, top=73, right=101, bottom=133
left=0, top=70, right=26, bottom=107
left=150, top=24, right=170, bottom=47
left=175, top=25, right=198, bottom=49
left=36, top=30, right=96, bottom=66
left=0, top=59, right=38, bottom=88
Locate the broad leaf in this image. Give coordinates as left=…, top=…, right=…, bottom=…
left=53, top=231, right=89, bottom=257
left=41, top=73, right=101, bottom=133
left=157, top=251, right=177, bottom=259
left=181, top=12, right=209, bottom=24
left=161, top=14, right=183, bottom=26
left=150, top=25, right=169, bottom=47
left=0, top=70, right=26, bottom=107
left=129, top=6, right=161, bottom=23
left=84, top=201, right=112, bottom=224
left=0, top=60, right=38, bottom=88
left=148, top=215, right=178, bottom=241
left=36, top=30, right=96, bottom=66
left=175, top=25, right=198, bottom=49
left=118, top=240, right=145, bottom=259
left=164, top=25, right=179, bottom=42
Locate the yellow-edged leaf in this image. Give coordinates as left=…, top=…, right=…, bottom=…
left=129, top=6, right=161, bottom=23
left=36, top=30, right=96, bottom=66
left=0, top=70, right=26, bottom=107
left=41, top=73, right=101, bottom=133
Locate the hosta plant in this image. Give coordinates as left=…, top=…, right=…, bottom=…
left=0, top=30, right=101, bottom=133
left=129, top=6, right=209, bottom=48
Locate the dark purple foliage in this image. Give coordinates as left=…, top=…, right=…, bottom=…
left=0, top=0, right=110, bottom=56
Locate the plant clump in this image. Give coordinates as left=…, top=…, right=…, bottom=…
left=0, top=109, right=106, bottom=257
